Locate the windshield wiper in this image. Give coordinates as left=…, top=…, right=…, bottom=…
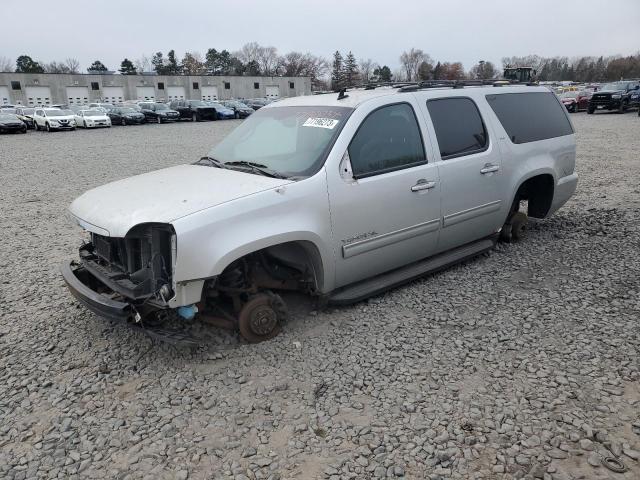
left=194, top=156, right=228, bottom=169
left=224, top=161, right=288, bottom=179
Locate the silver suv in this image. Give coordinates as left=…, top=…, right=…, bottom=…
left=62, top=84, right=578, bottom=342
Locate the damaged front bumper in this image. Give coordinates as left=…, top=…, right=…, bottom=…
left=61, top=260, right=132, bottom=321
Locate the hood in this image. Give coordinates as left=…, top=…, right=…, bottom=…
left=69, top=164, right=291, bottom=237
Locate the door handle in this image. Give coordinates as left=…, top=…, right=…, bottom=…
left=411, top=179, right=437, bottom=192
left=480, top=163, right=500, bottom=174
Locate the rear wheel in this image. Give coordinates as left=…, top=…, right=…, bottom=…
left=46, top=122, right=51, bottom=132
left=509, top=212, right=528, bottom=241
left=237, top=293, right=287, bottom=343
left=618, top=101, right=626, bottom=114
left=587, top=106, right=595, bottom=114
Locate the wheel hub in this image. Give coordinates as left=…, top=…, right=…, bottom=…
left=249, top=304, right=278, bottom=335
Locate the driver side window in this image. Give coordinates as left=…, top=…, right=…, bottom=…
left=348, top=103, right=426, bottom=179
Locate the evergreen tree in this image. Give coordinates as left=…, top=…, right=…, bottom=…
left=331, top=51, right=344, bottom=90
left=166, top=50, right=181, bottom=74
left=152, top=52, right=166, bottom=74
left=15, top=55, right=44, bottom=73
left=119, top=58, right=137, bottom=75
left=88, top=60, right=108, bottom=72
left=432, top=62, right=442, bottom=80
left=372, top=65, right=392, bottom=82
left=344, top=51, right=359, bottom=86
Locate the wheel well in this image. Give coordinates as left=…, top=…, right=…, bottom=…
left=214, top=241, right=324, bottom=295
left=514, top=174, right=554, bottom=218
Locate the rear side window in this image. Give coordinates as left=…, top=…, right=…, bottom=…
left=427, top=97, right=488, bottom=160
left=486, top=92, right=573, bottom=144
left=348, top=103, right=425, bottom=178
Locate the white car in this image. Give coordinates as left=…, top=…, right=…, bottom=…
left=33, top=108, right=76, bottom=132
left=75, top=110, right=111, bottom=129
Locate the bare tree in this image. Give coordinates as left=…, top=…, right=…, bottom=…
left=44, top=61, right=71, bottom=73
left=65, top=58, right=80, bottom=74
left=235, top=42, right=262, bottom=65
left=257, top=46, right=279, bottom=76
left=280, top=52, right=328, bottom=80
left=134, top=55, right=152, bottom=74
left=399, top=48, right=432, bottom=81
left=0, top=56, right=13, bottom=72
left=359, top=58, right=376, bottom=84
left=181, top=51, right=206, bottom=75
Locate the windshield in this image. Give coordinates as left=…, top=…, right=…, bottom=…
left=21, top=108, right=35, bottom=115
left=47, top=110, right=70, bottom=117
left=601, top=82, right=626, bottom=92
left=83, top=110, right=103, bottom=117
left=155, top=104, right=169, bottom=110
left=188, top=100, right=206, bottom=106
left=0, top=114, right=18, bottom=121
left=209, top=102, right=225, bottom=109
left=2, top=108, right=17, bottom=113
left=119, top=108, right=137, bottom=114
left=208, top=106, right=353, bottom=177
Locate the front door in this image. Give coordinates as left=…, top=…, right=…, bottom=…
left=327, top=101, right=441, bottom=289
left=421, top=96, right=505, bottom=252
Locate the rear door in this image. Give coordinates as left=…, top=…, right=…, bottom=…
left=328, top=98, right=442, bottom=288
left=420, top=96, right=506, bottom=252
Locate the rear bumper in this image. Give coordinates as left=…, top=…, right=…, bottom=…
left=61, top=260, right=131, bottom=321
left=549, top=173, right=578, bottom=216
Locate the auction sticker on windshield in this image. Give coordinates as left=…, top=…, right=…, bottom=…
left=303, top=117, right=339, bottom=129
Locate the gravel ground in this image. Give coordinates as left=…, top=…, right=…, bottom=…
left=1, top=112, right=639, bottom=480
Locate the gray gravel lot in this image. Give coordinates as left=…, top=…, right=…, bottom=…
left=1, top=113, right=639, bottom=480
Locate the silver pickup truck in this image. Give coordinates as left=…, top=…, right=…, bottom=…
left=62, top=84, right=577, bottom=342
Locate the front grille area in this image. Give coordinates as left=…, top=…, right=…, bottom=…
left=81, top=224, right=174, bottom=300
left=590, top=94, right=613, bottom=105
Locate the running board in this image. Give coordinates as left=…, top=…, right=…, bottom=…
left=329, top=237, right=496, bottom=305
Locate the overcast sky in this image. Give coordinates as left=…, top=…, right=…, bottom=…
left=2, top=0, right=639, bottom=73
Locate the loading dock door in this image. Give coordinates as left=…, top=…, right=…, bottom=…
left=66, top=86, right=90, bottom=105
left=201, top=86, right=218, bottom=101
left=102, top=86, right=125, bottom=104
left=136, top=86, right=156, bottom=102
left=265, top=86, right=280, bottom=99
left=25, top=86, right=52, bottom=106
left=167, top=86, right=185, bottom=101
left=0, top=86, right=10, bottom=105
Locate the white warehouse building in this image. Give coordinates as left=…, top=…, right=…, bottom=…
left=0, top=73, right=312, bottom=107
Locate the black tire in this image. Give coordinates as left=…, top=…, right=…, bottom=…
left=46, top=122, right=51, bottom=132
left=510, top=212, right=528, bottom=241
left=20, top=128, right=27, bottom=134
left=121, top=118, right=126, bottom=126
left=235, top=112, right=240, bottom=119
left=192, top=112, right=197, bottom=122
left=572, top=103, right=578, bottom=113
left=83, top=120, right=87, bottom=128
left=237, top=293, right=287, bottom=343
left=34, top=122, right=39, bottom=131
left=618, top=101, right=626, bottom=114
left=157, top=116, right=162, bottom=124
left=587, top=106, right=594, bottom=114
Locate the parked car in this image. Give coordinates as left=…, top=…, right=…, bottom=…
left=15, top=107, right=36, bottom=129
left=169, top=99, right=217, bottom=121
left=107, top=107, right=146, bottom=125
left=0, top=104, right=16, bottom=110
left=139, top=102, right=180, bottom=123
left=558, top=90, right=590, bottom=113
left=0, top=113, right=28, bottom=133
left=221, top=100, right=254, bottom=119
left=74, top=110, right=112, bottom=128
left=62, top=85, right=577, bottom=343
left=587, top=80, right=640, bottom=114
left=243, top=98, right=270, bottom=110
left=205, top=102, right=235, bottom=119
left=33, top=108, right=76, bottom=131
left=630, top=89, right=640, bottom=110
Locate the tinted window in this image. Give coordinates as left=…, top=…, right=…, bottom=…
left=427, top=97, right=487, bottom=159
left=348, top=103, right=425, bottom=178
left=486, top=92, right=573, bottom=144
